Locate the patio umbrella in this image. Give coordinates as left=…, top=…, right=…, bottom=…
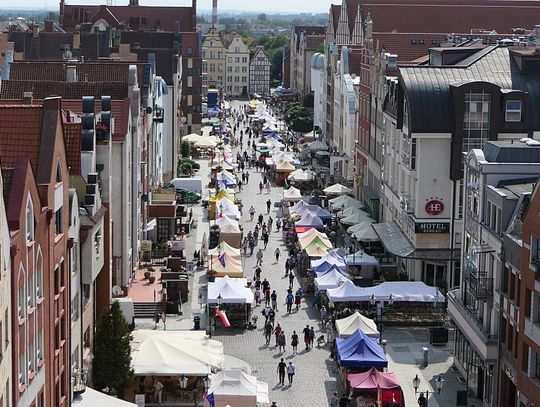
left=324, top=183, right=353, bottom=196
left=352, top=225, right=380, bottom=242
left=347, top=219, right=376, bottom=234
left=183, top=133, right=204, bottom=143
left=341, top=210, right=372, bottom=225
left=195, top=138, right=218, bottom=148
left=330, top=195, right=363, bottom=209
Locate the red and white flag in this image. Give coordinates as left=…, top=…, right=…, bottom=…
left=215, top=306, right=231, bottom=328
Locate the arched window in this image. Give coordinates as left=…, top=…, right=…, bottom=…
left=25, top=197, right=34, bottom=241
left=35, top=248, right=43, bottom=299
left=18, top=265, right=25, bottom=319
left=56, top=161, right=63, bottom=183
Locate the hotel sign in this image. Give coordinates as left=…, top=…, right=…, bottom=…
left=415, top=222, right=450, bottom=234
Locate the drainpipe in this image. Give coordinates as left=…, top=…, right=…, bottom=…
left=494, top=246, right=505, bottom=407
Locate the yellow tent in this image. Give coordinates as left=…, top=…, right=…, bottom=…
left=207, top=242, right=242, bottom=258
left=303, top=242, right=330, bottom=257
left=297, top=228, right=329, bottom=241
left=209, top=253, right=244, bottom=278
left=208, top=190, right=236, bottom=220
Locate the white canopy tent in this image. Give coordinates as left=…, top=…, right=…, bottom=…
left=344, top=252, right=379, bottom=266
left=308, top=140, right=329, bottom=152
left=72, top=388, right=137, bottom=407
left=315, top=269, right=351, bottom=290
left=216, top=199, right=240, bottom=220
left=208, top=276, right=254, bottom=304
left=326, top=280, right=366, bottom=302
left=335, top=311, right=380, bottom=339
left=131, top=330, right=224, bottom=376
left=347, top=220, right=376, bottom=234
left=183, top=133, right=204, bottom=143
left=282, top=186, right=302, bottom=201
left=216, top=216, right=241, bottom=233
left=323, top=183, right=353, bottom=196
left=295, top=213, right=324, bottom=228
left=205, top=370, right=269, bottom=407
left=329, top=195, right=363, bottom=210
left=364, top=281, right=445, bottom=303
left=195, top=138, right=218, bottom=148
left=352, top=225, right=380, bottom=242
left=340, top=211, right=373, bottom=225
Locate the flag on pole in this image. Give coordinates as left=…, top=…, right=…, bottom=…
left=215, top=306, right=231, bottom=328
left=218, top=252, right=226, bottom=267
left=206, top=392, right=215, bottom=407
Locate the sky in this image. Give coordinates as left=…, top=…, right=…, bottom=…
left=11, top=0, right=332, bottom=13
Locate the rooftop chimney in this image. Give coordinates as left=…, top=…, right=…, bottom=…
left=31, top=24, right=39, bottom=38
left=66, top=65, right=78, bottom=82
left=212, top=0, right=218, bottom=27
left=23, top=92, right=33, bottom=105
left=535, top=25, right=540, bottom=51
left=129, top=0, right=139, bottom=5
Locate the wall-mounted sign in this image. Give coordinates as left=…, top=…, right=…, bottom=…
left=425, top=199, right=444, bottom=216
left=415, top=222, right=450, bottom=234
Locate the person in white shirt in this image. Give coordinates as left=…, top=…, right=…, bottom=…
left=287, top=361, right=296, bottom=385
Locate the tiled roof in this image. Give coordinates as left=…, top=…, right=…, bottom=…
left=9, top=61, right=144, bottom=83
left=62, top=4, right=195, bottom=32
left=63, top=121, right=82, bottom=175
left=372, top=32, right=447, bottom=63
left=132, top=48, right=176, bottom=84
left=0, top=105, right=42, bottom=169
left=120, top=31, right=176, bottom=49
left=363, top=0, right=540, bottom=35
left=60, top=98, right=131, bottom=141
left=0, top=80, right=129, bottom=100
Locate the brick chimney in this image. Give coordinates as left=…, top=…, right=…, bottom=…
left=23, top=91, right=33, bottom=105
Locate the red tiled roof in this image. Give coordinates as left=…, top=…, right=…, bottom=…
left=9, top=61, right=144, bottom=83
left=60, top=98, right=131, bottom=141
left=372, top=32, right=448, bottom=63
left=0, top=80, right=129, bottom=100
left=62, top=4, right=195, bottom=32
left=363, top=0, right=540, bottom=35
left=0, top=105, right=42, bottom=169
left=63, top=121, right=82, bottom=175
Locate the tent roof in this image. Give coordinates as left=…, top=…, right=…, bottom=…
left=283, top=186, right=302, bottom=201
left=298, top=228, right=329, bottom=241
left=290, top=199, right=308, bottom=212
left=295, top=213, right=323, bottom=227
left=131, top=330, right=224, bottom=375
left=216, top=216, right=241, bottom=233
left=352, top=225, right=380, bottom=242
left=183, top=133, right=204, bottom=143
left=346, top=220, right=376, bottom=234
left=208, top=242, right=241, bottom=257
left=348, top=368, right=401, bottom=391
left=335, top=311, right=379, bottom=338
left=208, top=276, right=254, bottom=304
left=299, top=235, right=332, bottom=250
left=344, top=253, right=379, bottom=266
left=326, top=280, right=366, bottom=302
left=311, top=255, right=345, bottom=269
left=303, top=242, right=329, bottom=257
left=336, top=329, right=388, bottom=368
left=208, top=370, right=270, bottom=404
left=210, top=254, right=243, bottom=277
left=315, top=269, right=351, bottom=290
left=364, top=281, right=445, bottom=303
left=340, top=211, right=373, bottom=225
left=313, top=262, right=348, bottom=276
left=275, top=159, right=296, bottom=171
left=72, top=388, right=137, bottom=407
left=211, top=190, right=235, bottom=202
left=308, top=140, right=329, bottom=151
left=324, top=183, right=353, bottom=195
left=294, top=204, right=331, bottom=219
left=330, top=195, right=363, bottom=210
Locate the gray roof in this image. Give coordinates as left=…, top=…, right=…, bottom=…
left=399, top=46, right=540, bottom=133
left=483, top=141, right=540, bottom=163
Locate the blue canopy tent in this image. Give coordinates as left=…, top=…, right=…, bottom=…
left=314, top=262, right=348, bottom=276
left=208, top=107, right=222, bottom=116
left=264, top=133, right=284, bottom=142
left=336, top=329, right=388, bottom=369
left=263, top=127, right=277, bottom=133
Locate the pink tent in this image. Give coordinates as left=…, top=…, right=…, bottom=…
left=348, top=368, right=404, bottom=407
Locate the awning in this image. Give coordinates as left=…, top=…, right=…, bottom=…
left=372, top=222, right=460, bottom=261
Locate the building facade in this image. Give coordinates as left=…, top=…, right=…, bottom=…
left=289, top=26, right=325, bottom=99
left=249, top=46, right=271, bottom=97
left=202, top=27, right=226, bottom=92
left=224, top=33, right=250, bottom=97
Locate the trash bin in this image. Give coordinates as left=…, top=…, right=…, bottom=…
left=422, top=347, right=429, bottom=367
left=194, top=316, right=201, bottom=330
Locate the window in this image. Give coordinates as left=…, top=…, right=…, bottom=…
left=27, top=273, right=34, bottom=308
left=25, top=199, right=34, bottom=241
left=18, top=283, right=25, bottom=319
left=522, top=343, right=529, bottom=372
left=71, top=294, right=79, bottom=322
left=19, top=352, right=26, bottom=384
left=28, top=339, right=35, bottom=372
left=36, top=252, right=42, bottom=299
left=463, top=91, right=491, bottom=152
left=55, top=207, right=63, bottom=235
left=505, top=100, right=522, bottom=122
left=37, top=329, right=43, bottom=361
left=536, top=351, right=540, bottom=379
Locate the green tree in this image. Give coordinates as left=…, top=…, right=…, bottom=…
left=181, top=140, right=191, bottom=158
left=93, top=302, right=134, bottom=395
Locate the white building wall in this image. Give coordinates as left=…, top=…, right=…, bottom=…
left=311, top=65, right=325, bottom=133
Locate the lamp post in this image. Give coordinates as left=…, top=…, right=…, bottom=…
left=412, top=374, right=444, bottom=406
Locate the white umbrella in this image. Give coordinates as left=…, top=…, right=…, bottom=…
left=346, top=219, right=376, bottom=234
left=195, top=138, right=218, bottom=148
left=324, top=183, right=353, bottom=196
left=330, top=195, right=363, bottom=210
left=183, top=133, right=203, bottom=143
left=352, top=225, right=380, bottom=241
left=340, top=211, right=372, bottom=225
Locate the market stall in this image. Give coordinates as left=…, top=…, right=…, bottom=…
left=73, top=388, right=137, bottom=407
left=282, top=187, right=303, bottom=202
left=324, top=183, right=353, bottom=196
left=216, top=216, right=242, bottom=248
left=207, top=241, right=241, bottom=258
left=209, top=253, right=244, bottom=278
left=344, top=252, right=379, bottom=280
left=215, top=198, right=241, bottom=221
left=295, top=213, right=324, bottom=228
left=315, top=269, right=351, bottom=290
left=335, top=329, right=388, bottom=369
left=275, top=159, right=296, bottom=185
left=208, top=276, right=253, bottom=328
left=314, top=262, right=349, bottom=276
left=326, top=280, right=366, bottom=302
left=329, top=195, right=363, bottom=211
left=348, top=368, right=404, bottom=407
left=335, top=311, right=379, bottom=339
left=208, top=191, right=236, bottom=220
left=340, top=211, right=373, bottom=226
left=205, top=370, right=269, bottom=407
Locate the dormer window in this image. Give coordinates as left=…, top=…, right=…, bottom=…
left=505, top=100, right=522, bottom=122
left=26, top=198, right=34, bottom=241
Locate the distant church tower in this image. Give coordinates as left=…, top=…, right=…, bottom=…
left=212, top=0, right=218, bottom=27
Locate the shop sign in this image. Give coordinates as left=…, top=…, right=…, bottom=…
left=415, top=222, right=450, bottom=234
left=425, top=199, right=444, bottom=215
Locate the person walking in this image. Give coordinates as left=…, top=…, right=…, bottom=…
left=286, top=291, right=294, bottom=314
left=262, top=305, right=270, bottom=323
left=271, top=290, right=278, bottom=311
left=330, top=391, right=339, bottom=407
left=268, top=216, right=273, bottom=231
left=249, top=205, right=256, bottom=221
left=153, top=378, right=164, bottom=404
left=254, top=288, right=261, bottom=305
left=248, top=239, right=255, bottom=256
left=262, top=232, right=269, bottom=249
left=417, top=392, right=427, bottom=407
left=256, top=248, right=264, bottom=266
left=255, top=266, right=262, bottom=281
left=245, top=171, right=250, bottom=183
left=309, top=326, right=316, bottom=348
left=287, top=362, right=296, bottom=385
left=262, top=278, right=270, bottom=292
left=259, top=181, right=263, bottom=194
left=295, top=287, right=303, bottom=310
left=291, top=331, right=299, bottom=355
left=278, top=331, right=286, bottom=353
left=288, top=271, right=295, bottom=289
left=264, top=288, right=271, bottom=307
left=274, top=247, right=280, bottom=263
left=273, top=323, right=282, bottom=346
left=303, top=325, right=311, bottom=350
left=277, top=358, right=286, bottom=386
left=268, top=307, right=276, bottom=326
left=264, top=320, right=273, bottom=346
left=266, top=199, right=271, bottom=214
left=320, top=305, right=328, bottom=324
left=266, top=181, right=271, bottom=194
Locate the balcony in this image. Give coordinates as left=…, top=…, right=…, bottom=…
left=447, top=289, right=498, bottom=360
left=464, top=260, right=494, bottom=299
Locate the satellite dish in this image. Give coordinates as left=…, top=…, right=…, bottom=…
left=112, top=285, right=123, bottom=296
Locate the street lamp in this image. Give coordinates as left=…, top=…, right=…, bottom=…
left=217, top=293, right=223, bottom=306
left=370, top=294, right=376, bottom=307
left=388, top=294, right=394, bottom=306
left=412, top=374, right=444, bottom=406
